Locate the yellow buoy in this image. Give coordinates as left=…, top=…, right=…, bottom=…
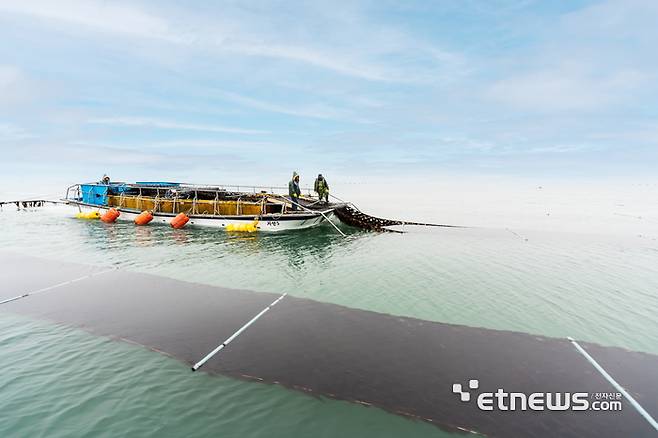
left=76, top=211, right=101, bottom=220
left=226, top=219, right=259, bottom=232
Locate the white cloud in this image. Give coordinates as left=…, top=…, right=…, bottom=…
left=484, top=0, right=658, bottom=113
left=0, top=123, right=34, bottom=141
left=0, top=0, right=464, bottom=83
left=71, top=139, right=284, bottom=151
left=0, top=65, right=35, bottom=107
left=488, top=67, right=647, bottom=111
left=524, top=143, right=595, bottom=154
left=0, top=65, right=21, bottom=88
left=560, top=0, right=658, bottom=41
left=224, top=42, right=397, bottom=82
left=215, top=91, right=349, bottom=120
left=87, top=117, right=268, bottom=135
left=0, top=0, right=175, bottom=41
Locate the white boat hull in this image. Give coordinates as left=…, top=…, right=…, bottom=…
left=73, top=203, right=335, bottom=232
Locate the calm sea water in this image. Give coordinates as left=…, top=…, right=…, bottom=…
left=1, top=203, right=657, bottom=437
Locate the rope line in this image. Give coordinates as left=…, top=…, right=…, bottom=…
left=0, top=268, right=116, bottom=305
left=192, top=293, right=288, bottom=371
left=568, top=337, right=658, bottom=431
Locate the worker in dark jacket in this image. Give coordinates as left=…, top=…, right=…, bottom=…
left=314, top=174, right=329, bottom=203
left=288, top=171, right=301, bottom=211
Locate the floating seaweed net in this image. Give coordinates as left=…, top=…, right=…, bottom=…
left=0, top=200, right=57, bottom=210
left=334, top=204, right=462, bottom=232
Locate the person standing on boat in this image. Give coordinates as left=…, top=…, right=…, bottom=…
left=314, top=174, right=329, bottom=203
left=289, top=171, right=301, bottom=211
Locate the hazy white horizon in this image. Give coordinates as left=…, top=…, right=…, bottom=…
left=2, top=174, right=657, bottom=238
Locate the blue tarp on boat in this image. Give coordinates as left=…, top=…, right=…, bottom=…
left=80, top=183, right=130, bottom=205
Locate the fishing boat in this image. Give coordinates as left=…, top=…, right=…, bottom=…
left=62, top=180, right=451, bottom=233
left=64, top=181, right=343, bottom=232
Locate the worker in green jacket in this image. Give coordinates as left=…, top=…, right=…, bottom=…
left=288, top=171, right=301, bottom=211
left=314, top=174, right=329, bottom=203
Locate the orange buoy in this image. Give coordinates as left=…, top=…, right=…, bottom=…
left=134, top=210, right=154, bottom=225
left=170, top=212, right=190, bottom=229
left=101, top=208, right=121, bottom=223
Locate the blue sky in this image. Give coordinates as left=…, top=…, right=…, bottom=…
left=0, top=0, right=657, bottom=191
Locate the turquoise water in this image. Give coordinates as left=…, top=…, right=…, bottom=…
left=1, top=205, right=657, bottom=436
left=0, top=314, right=446, bottom=438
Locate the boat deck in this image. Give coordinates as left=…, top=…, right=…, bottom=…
left=1, top=252, right=657, bottom=437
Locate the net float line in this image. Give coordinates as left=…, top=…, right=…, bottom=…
left=192, top=293, right=288, bottom=371
left=0, top=268, right=116, bottom=305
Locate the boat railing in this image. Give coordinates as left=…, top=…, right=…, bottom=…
left=65, top=182, right=314, bottom=202
left=64, top=182, right=314, bottom=216
left=64, top=184, right=81, bottom=202
left=177, top=182, right=314, bottom=196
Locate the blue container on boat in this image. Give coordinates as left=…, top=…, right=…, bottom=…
left=80, top=184, right=108, bottom=205
left=80, top=183, right=129, bottom=205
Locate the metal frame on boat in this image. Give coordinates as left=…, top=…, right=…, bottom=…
left=64, top=181, right=343, bottom=232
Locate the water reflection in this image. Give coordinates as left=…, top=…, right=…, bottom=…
left=72, top=218, right=368, bottom=270
left=134, top=225, right=155, bottom=247
left=170, top=229, right=190, bottom=245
